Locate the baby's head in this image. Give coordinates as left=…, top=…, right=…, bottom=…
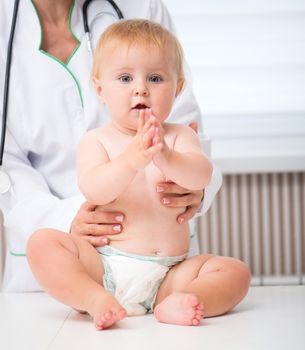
left=92, top=19, right=185, bottom=87
left=92, top=19, right=185, bottom=131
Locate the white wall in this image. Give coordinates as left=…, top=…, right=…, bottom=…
left=164, top=0, right=305, bottom=174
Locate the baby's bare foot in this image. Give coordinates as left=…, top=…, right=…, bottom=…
left=154, top=293, right=204, bottom=326
left=89, top=292, right=126, bottom=330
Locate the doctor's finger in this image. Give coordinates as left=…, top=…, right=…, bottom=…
left=86, top=210, right=125, bottom=225
left=86, top=223, right=122, bottom=236
left=160, top=190, right=202, bottom=209
left=82, top=234, right=109, bottom=247
left=80, top=201, right=98, bottom=212
left=177, top=205, right=198, bottom=223
left=156, top=182, right=191, bottom=195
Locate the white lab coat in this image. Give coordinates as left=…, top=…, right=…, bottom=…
left=0, top=0, right=222, bottom=291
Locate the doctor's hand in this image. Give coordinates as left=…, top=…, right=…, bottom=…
left=156, top=182, right=204, bottom=224
left=70, top=201, right=124, bottom=247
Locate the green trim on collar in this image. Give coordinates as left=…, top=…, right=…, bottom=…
left=10, top=251, right=26, bottom=257
left=39, top=50, right=84, bottom=107
left=30, top=0, right=83, bottom=107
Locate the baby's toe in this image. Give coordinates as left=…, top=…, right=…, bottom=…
left=117, top=308, right=127, bottom=320
left=104, top=311, right=113, bottom=321
left=195, top=314, right=202, bottom=321
left=95, top=320, right=105, bottom=330
left=192, top=318, right=200, bottom=326
left=197, top=309, right=204, bottom=316
left=197, top=302, right=204, bottom=310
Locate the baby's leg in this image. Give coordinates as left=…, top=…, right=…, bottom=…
left=27, top=229, right=126, bottom=330
left=154, top=255, right=251, bottom=326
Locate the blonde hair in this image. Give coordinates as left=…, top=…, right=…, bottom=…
left=92, top=19, right=185, bottom=85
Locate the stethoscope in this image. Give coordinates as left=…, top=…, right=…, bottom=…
left=0, top=0, right=123, bottom=194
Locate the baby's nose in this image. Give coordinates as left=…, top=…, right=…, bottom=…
left=134, top=83, right=149, bottom=96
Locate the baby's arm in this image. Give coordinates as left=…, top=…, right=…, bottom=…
left=77, top=113, right=162, bottom=205
left=153, top=120, right=212, bottom=191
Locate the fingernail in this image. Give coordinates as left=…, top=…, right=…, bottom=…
left=178, top=217, right=185, bottom=224
left=102, top=237, right=109, bottom=244
left=113, top=225, right=121, bottom=232
left=115, top=215, right=124, bottom=222
left=156, top=186, right=164, bottom=193
left=163, top=198, right=171, bottom=204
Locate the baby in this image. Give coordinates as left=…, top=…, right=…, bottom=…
left=27, top=19, right=251, bottom=331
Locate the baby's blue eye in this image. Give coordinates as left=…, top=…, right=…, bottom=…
left=149, top=75, right=162, bottom=83
left=119, top=74, right=132, bottom=83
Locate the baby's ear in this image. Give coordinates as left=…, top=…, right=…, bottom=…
left=92, top=76, right=103, bottom=98
left=176, top=78, right=185, bottom=96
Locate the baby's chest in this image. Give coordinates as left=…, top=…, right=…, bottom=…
left=122, top=163, right=165, bottom=200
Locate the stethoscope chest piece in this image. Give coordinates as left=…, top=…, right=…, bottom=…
left=0, top=169, right=11, bottom=194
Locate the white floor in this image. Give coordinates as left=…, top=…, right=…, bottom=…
left=0, top=285, right=304, bottom=350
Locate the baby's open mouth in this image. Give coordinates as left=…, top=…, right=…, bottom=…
left=133, top=104, right=148, bottom=110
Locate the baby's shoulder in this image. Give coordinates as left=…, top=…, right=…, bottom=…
left=163, top=122, right=197, bottom=138
left=78, top=125, right=114, bottom=152
left=84, top=124, right=112, bottom=140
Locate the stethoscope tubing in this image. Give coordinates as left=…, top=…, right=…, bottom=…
left=82, top=0, right=123, bottom=33
left=0, top=0, right=20, bottom=168
left=82, top=0, right=123, bottom=52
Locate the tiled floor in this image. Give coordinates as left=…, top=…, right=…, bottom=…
left=0, top=285, right=304, bottom=350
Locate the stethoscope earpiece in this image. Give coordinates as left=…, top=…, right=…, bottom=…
left=0, top=169, right=11, bottom=194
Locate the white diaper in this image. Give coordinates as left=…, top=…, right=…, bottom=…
left=98, top=245, right=187, bottom=316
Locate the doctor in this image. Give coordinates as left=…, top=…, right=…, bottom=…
left=0, top=0, right=222, bottom=292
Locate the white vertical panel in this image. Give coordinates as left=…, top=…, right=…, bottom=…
left=292, top=173, right=303, bottom=283
left=230, top=175, right=240, bottom=258
left=209, top=192, right=219, bottom=253
left=219, top=175, right=230, bottom=256
left=199, top=208, right=210, bottom=254
left=282, top=173, right=292, bottom=275
left=261, top=174, right=271, bottom=275
left=250, top=174, right=262, bottom=279
left=240, top=174, right=251, bottom=267
left=270, top=173, right=281, bottom=275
